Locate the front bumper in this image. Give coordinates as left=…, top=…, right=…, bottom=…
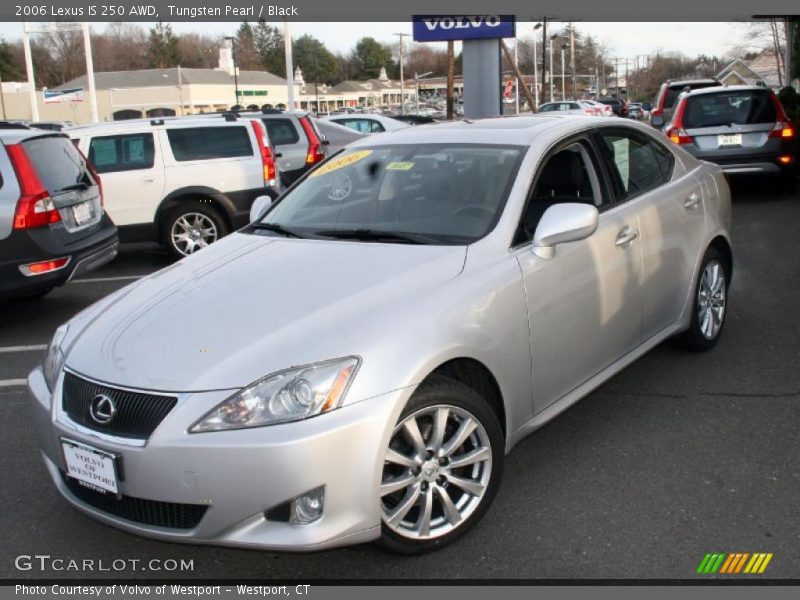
left=28, top=366, right=407, bottom=551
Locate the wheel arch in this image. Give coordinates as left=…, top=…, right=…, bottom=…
left=154, top=186, right=236, bottom=233
left=418, top=357, right=507, bottom=439
left=708, top=234, right=733, bottom=281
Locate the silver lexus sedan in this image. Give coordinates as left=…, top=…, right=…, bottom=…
left=29, top=116, right=732, bottom=554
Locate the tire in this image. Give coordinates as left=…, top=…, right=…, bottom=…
left=674, top=247, right=729, bottom=352
left=377, top=376, right=504, bottom=554
left=160, top=201, right=229, bottom=260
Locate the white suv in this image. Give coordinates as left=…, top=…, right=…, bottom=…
left=69, top=115, right=278, bottom=258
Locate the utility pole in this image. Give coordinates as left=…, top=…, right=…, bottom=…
left=549, top=35, right=556, bottom=102
left=514, top=39, right=519, bottom=114
left=0, top=73, right=6, bottom=119
left=614, top=57, right=620, bottom=96
left=532, top=22, right=542, bottom=109
left=541, top=17, right=547, bottom=107
left=446, top=40, right=455, bottom=120
left=394, top=32, right=410, bottom=114
left=225, top=36, right=239, bottom=107
left=625, top=58, right=629, bottom=100
left=284, top=20, right=294, bottom=110
left=81, top=22, right=98, bottom=122
left=561, top=44, right=567, bottom=100
left=569, top=24, right=576, bottom=98
left=22, top=23, right=39, bottom=121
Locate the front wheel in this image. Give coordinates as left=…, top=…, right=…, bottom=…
left=378, top=376, right=504, bottom=554
left=675, top=247, right=729, bottom=351
left=161, top=202, right=228, bottom=259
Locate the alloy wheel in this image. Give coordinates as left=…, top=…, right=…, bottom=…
left=698, top=259, right=726, bottom=340
left=381, top=404, right=493, bottom=540
left=171, top=212, right=218, bottom=256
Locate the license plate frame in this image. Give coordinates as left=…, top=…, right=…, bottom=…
left=717, top=133, right=742, bottom=147
left=61, top=438, right=121, bottom=497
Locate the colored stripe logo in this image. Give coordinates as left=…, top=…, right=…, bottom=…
left=697, top=552, right=773, bottom=574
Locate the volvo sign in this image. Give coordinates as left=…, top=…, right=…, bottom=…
left=412, top=15, right=515, bottom=42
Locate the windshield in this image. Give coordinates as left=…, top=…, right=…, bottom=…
left=683, top=90, right=776, bottom=129
left=252, top=144, right=525, bottom=245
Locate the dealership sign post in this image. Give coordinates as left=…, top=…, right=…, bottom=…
left=413, top=15, right=515, bottom=119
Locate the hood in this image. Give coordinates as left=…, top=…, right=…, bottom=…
left=65, top=232, right=466, bottom=391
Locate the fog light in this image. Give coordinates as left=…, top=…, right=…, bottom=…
left=290, top=487, right=324, bottom=525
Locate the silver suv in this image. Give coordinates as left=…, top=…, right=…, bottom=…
left=238, top=110, right=328, bottom=187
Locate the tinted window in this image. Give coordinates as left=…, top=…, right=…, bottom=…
left=539, top=104, right=558, bottom=112
left=682, top=90, right=777, bottom=128
left=598, top=130, right=674, bottom=202
left=88, top=133, right=155, bottom=174
left=257, top=144, right=524, bottom=244
left=264, top=119, right=300, bottom=146
left=22, top=136, right=93, bottom=195
left=167, top=126, right=252, bottom=161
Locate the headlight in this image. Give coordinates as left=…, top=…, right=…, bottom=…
left=190, top=357, right=359, bottom=433
left=43, top=323, right=69, bottom=391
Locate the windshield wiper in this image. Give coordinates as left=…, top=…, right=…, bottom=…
left=313, top=228, right=438, bottom=245
left=249, top=222, right=307, bottom=238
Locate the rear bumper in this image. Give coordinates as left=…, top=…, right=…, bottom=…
left=0, top=215, right=118, bottom=298
left=686, top=149, right=793, bottom=175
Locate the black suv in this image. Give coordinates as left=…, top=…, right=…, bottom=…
left=0, top=129, right=118, bottom=299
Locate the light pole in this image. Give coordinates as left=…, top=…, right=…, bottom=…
left=541, top=17, right=547, bottom=109
left=394, top=32, right=410, bottom=114
left=414, top=71, right=433, bottom=115
left=225, top=36, right=239, bottom=108
left=532, top=23, right=542, bottom=110
left=561, top=44, right=567, bottom=101
left=549, top=34, right=556, bottom=102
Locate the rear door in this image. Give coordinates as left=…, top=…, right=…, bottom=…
left=160, top=123, right=260, bottom=211
left=594, top=126, right=706, bottom=339
left=84, top=130, right=164, bottom=226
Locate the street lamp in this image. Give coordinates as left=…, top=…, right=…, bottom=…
left=561, top=43, right=568, bottom=101
left=549, top=34, right=557, bottom=102
left=532, top=22, right=542, bottom=110
left=224, top=36, right=240, bottom=108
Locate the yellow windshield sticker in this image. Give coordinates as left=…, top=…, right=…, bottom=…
left=386, top=161, right=415, bottom=171
left=310, top=150, right=373, bottom=177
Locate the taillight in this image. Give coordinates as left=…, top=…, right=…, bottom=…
left=19, top=256, right=70, bottom=276
left=250, top=120, right=276, bottom=185
left=666, top=98, right=692, bottom=145
left=6, top=144, right=61, bottom=230
left=768, top=93, right=794, bottom=139
left=299, top=116, right=325, bottom=165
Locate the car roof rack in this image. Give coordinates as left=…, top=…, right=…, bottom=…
left=261, top=108, right=284, bottom=114
left=221, top=112, right=239, bottom=121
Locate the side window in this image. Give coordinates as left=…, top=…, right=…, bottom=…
left=596, top=130, right=675, bottom=203
left=166, top=126, right=252, bottom=161
left=515, top=142, right=601, bottom=245
left=88, top=133, right=155, bottom=174
left=367, top=119, right=385, bottom=133
left=264, top=119, right=300, bottom=146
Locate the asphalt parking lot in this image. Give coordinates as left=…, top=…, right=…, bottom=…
left=1, top=179, right=799, bottom=580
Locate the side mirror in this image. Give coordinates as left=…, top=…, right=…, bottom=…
left=650, top=114, right=664, bottom=128
left=533, top=203, right=599, bottom=259
left=249, top=195, right=273, bottom=223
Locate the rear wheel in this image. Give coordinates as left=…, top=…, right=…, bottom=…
left=378, top=376, right=504, bottom=554
left=161, top=202, right=228, bottom=259
left=675, top=247, right=729, bottom=351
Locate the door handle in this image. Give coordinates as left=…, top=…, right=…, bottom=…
left=140, top=178, right=155, bottom=183
left=684, top=192, right=701, bottom=209
left=615, top=226, right=639, bottom=247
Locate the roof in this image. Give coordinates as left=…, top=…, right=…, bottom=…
left=343, top=115, right=604, bottom=148
left=681, top=84, right=771, bottom=97
left=66, top=114, right=248, bottom=135
left=56, top=67, right=285, bottom=91
left=0, top=129, right=66, bottom=143
left=665, top=79, right=719, bottom=88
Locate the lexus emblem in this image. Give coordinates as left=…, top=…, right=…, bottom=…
left=89, top=394, right=116, bottom=425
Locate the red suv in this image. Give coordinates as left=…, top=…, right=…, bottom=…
left=650, top=79, right=722, bottom=128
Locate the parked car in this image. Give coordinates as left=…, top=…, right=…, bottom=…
left=649, top=79, right=722, bottom=128
left=313, top=118, right=368, bottom=155
left=537, top=101, right=594, bottom=115
left=627, top=103, right=644, bottom=119
left=324, top=113, right=411, bottom=134
left=235, top=109, right=329, bottom=188
left=582, top=99, right=614, bottom=117
left=664, top=85, right=796, bottom=191
left=596, top=97, right=629, bottom=117
left=30, top=116, right=732, bottom=554
left=0, top=129, right=118, bottom=299
left=69, top=115, right=278, bottom=258
left=391, top=114, right=438, bottom=126
left=29, top=121, right=72, bottom=132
